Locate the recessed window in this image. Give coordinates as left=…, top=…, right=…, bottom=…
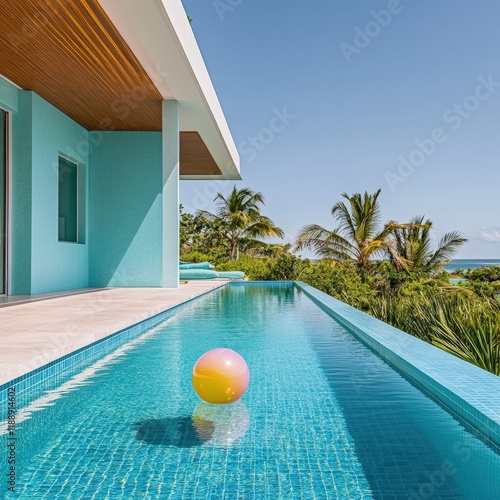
left=58, top=156, right=85, bottom=243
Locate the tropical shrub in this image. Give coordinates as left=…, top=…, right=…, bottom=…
left=461, top=281, right=500, bottom=300
left=455, top=266, right=500, bottom=300
left=180, top=208, right=229, bottom=261
left=301, top=260, right=375, bottom=309
left=216, top=256, right=273, bottom=280
left=464, top=266, right=500, bottom=283
left=367, top=293, right=500, bottom=375
left=425, top=295, right=500, bottom=375
left=267, top=254, right=309, bottom=281
left=180, top=250, right=229, bottom=267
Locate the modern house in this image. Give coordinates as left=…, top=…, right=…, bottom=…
left=0, top=0, right=240, bottom=296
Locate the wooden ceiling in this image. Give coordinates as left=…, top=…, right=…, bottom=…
left=0, top=0, right=162, bottom=130
left=0, top=0, right=220, bottom=175
left=180, top=132, right=221, bottom=176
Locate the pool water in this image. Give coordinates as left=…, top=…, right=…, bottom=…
left=3, top=283, right=500, bottom=498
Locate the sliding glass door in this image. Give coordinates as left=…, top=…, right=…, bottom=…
left=0, top=110, right=6, bottom=295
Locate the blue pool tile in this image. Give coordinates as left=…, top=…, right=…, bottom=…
left=1, top=282, right=499, bottom=499
left=295, top=281, right=500, bottom=449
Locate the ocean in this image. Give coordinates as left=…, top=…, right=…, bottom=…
left=444, top=259, right=500, bottom=272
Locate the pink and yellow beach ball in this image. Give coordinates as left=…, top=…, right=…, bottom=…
left=192, top=348, right=250, bottom=404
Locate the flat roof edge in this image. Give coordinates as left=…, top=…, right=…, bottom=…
left=98, top=0, right=240, bottom=178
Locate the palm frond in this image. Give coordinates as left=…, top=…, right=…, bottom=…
left=294, top=223, right=355, bottom=259
left=427, top=231, right=468, bottom=269
left=244, top=217, right=285, bottom=239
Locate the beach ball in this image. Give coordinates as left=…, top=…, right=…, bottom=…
left=192, top=348, right=249, bottom=404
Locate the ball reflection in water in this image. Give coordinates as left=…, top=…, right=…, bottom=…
left=192, top=401, right=250, bottom=448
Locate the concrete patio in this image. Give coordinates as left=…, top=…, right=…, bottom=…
left=0, top=281, right=226, bottom=386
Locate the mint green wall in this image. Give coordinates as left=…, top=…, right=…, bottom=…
left=10, top=91, right=33, bottom=294
left=0, top=77, right=19, bottom=112
left=2, top=74, right=171, bottom=294
left=2, top=75, right=90, bottom=294
left=89, top=132, right=164, bottom=287
left=30, top=94, right=89, bottom=294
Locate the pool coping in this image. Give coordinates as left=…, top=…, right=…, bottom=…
left=295, top=281, right=500, bottom=449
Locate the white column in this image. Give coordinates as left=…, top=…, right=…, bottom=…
left=162, top=100, right=180, bottom=288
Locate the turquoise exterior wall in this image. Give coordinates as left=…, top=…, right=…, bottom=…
left=0, top=77, right=18, bottom=113
left=1, top=75, right=174, bottom=294
left=10, top=91, right=32, bottom=294
left=30, top=94, right=89, bottom=294
left=2, top=77, right=90, bottom=294
left=89, top=132, right=164, bottom=287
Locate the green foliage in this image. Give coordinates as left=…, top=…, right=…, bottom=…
left=201, top=186, right=284, bottom=261
left=465, top=266, right=500, bottom=283
left=180, top=206, right=229, bottom=261
left=295, top=190, right=466, bottom=275
left=366, top=293, right=500, bottom=375
left=368, top=261, right=457, bottom=298
left=427, top=296, right=500, bottom=375
left=268, top=254, right=309, bottom=281
left=180, top=251, right=221, bottom=265
left=300, top=260, right=375, bottom=309
left=461, top=280, right=500, bottom=300
left=215, top=254, right=308, bottom=281
left=250, top=243, right=293, bottom=258
left=295, top=189, right=395, bottom=269
left=179, top=190, right=500, bottom=376
left=216, top=256, right=273, bottom=280
left=454, top=266, right=500, bottom=300
left=369, top=260, right=422, bottom=295
left=389, top=216, right=467, bottom=275
left=366, top=294, right=434, bottom=342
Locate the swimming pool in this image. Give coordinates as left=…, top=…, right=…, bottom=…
left=2, top=283, right=500, bottom=498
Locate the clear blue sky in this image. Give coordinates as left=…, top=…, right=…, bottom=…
left=180, top=0, right=500, bottom=259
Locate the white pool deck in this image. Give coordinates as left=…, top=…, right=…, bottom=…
left=0, top=282, right=227, bottom=386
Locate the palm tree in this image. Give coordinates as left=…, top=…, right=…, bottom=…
left=201, top=186, right=284, bottom=261
left=295, top=189, right=398, bottom=270
left=389, top=215, right=467, bottom=274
